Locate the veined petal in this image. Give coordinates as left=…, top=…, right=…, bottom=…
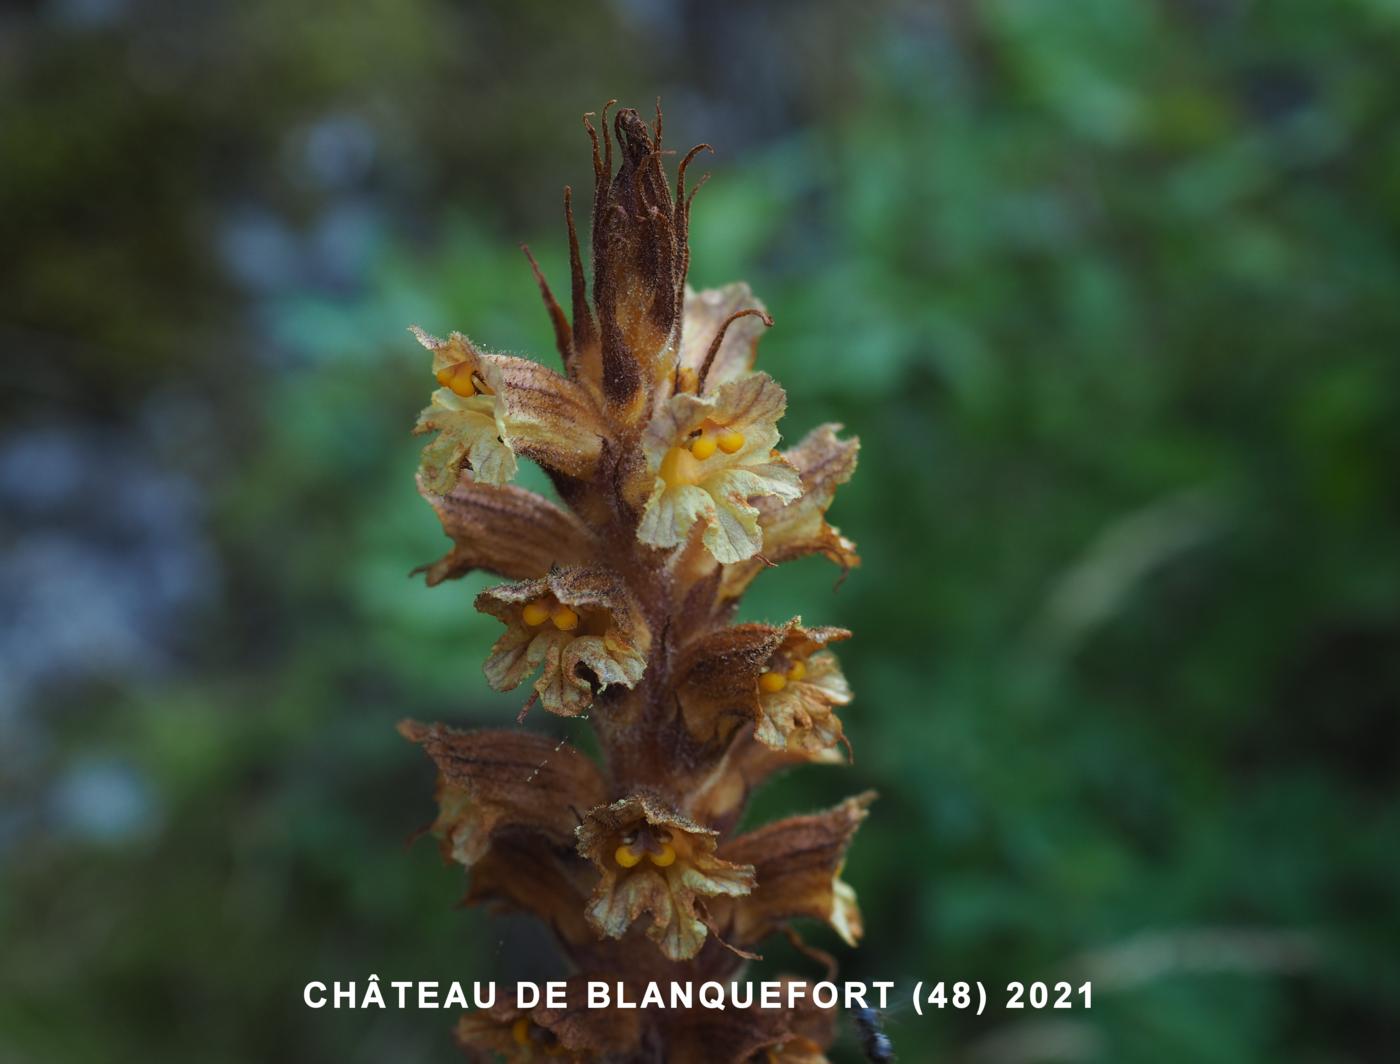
left=699, top=462, right=802, bottom=563
left=753, top=653, right=851, bottom=759
left=722, top=423, right=860, bottom=599
left=676, top=282, right=769, bottom=392
left=415, top=388, right=514, bottom=492
left=636, top=480, right=714, bottom=552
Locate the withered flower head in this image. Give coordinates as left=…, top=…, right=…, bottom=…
left=400, top=102, right=871, bottom=1063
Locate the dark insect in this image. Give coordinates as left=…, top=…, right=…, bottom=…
left=852, top=1005, right=895, bottom=1063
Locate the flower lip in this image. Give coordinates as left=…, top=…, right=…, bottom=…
left=576, top=793, right=755, bottom=961
left=636, top=372, right=803, bottom=563
left=476, top=566, right=650, bottom=717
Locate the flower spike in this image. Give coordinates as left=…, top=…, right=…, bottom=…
left=400, top=101, right=870, bottom=1061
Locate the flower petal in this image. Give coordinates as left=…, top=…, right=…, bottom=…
left=699, top=462, right=802, bottom=563
left=677, top=282, right=770, bottom=391
left=723, top=423, right=860, bottom=600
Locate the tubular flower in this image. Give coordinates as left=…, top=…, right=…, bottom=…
left=715, top=793, right=875, bottom=950
left=399, top=103, right=871, bottom=1062
left=637, top=372, right=802, bottom=563
left=752, top=625, right=853, bottom=760
left=576, top=795, right=755, bottom=962
left=675, top=619, right=851, bottom=763
left=412, top=327, right=606, bottom=493
left=476, top=566, right=649, bottom=717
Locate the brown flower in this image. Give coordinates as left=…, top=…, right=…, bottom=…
left=397, top=721, right=605, bottom=868
left=716, top=792, right=875, bottom=950
left=721, top=423, right=860, bottom=604
left=676, top=619, right=851, bottom=762
left=584, top=105, right=694, bottom=422
left=415, top=473, right=599, bottom=585
left=455, top=977, right=642, bottom=1062
left=476, top=567, right=650, bottom=717
left=576, top=794, right=755, bottom=961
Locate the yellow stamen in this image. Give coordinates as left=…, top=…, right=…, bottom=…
left=717, top=430, right=746, bottom=454
left=649, top=843, right=677, bottom=868
left=511, top=1017, right=531, bottom=1046
left=689, top=434, right=718, bottom=460
left=551, top=605, right=579, bottom=631
left=758, top=670, right=787, bottom=693
left=614, top=844, right=642, bottom=868
left=434, top=363, right=476, bottom=398
left=786, top=660, right=807, bottom=682
left=521, top=600, right=551, bottom=627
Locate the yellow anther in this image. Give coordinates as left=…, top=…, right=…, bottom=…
left=511, top=1017, right=531, bottom=1046
left=551, top=605, right=579, bottom=631
left=689, top=434, right=718, bottom=460
left=649, top=843, right=677, bottom=868
left=717, top=430, right=746, bottom=454
left=786, top=660, right=807, bottom=682
left=434, top=363, right=477, bottom=398
left=521, top=600, right=551, bottom=627
left=614, top=844, right=642, bottom=868
left=758, top=670, right=787, bottom=693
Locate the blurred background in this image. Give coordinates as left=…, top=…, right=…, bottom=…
left=3, top=1, right=1399, bottom=1061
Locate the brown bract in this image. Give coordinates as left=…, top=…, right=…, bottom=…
left=586, top=106, right=690, bottom=424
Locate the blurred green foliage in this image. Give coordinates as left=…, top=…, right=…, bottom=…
left=3, top=1, right=1399, bottom=1062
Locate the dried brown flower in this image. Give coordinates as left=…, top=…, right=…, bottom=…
left=401, top=102, right=868, bottom=1063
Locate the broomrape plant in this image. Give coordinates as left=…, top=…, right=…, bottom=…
left=400, top=103, right=871, bottom=1063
